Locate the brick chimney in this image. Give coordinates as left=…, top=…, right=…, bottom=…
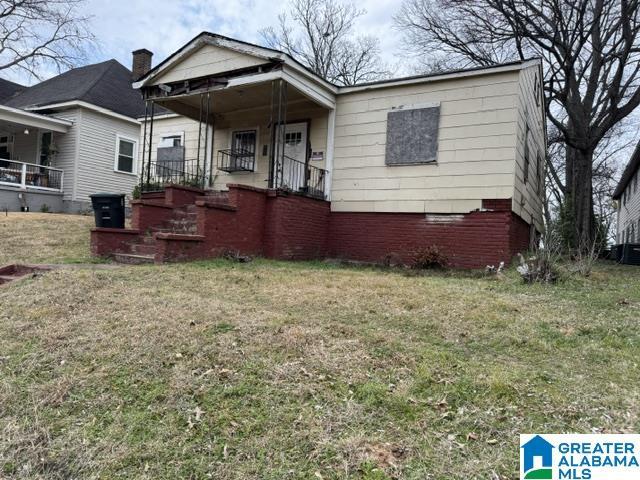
left=132, top=49, right=153, bottom=80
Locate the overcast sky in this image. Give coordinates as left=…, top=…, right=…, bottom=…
left=49, top=0, right=406, bottom=84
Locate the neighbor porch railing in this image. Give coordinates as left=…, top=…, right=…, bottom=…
left=0, top=159, right=63, bottom=192
left=140, top=158, right=207, bottom=192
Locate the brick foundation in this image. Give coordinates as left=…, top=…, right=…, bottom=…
left=91, top=184, right=535, bottom=269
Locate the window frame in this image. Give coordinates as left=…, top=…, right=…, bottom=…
left=228, top=127, right=259, bottom=172
left=114, top=134, right=138, bottom=176
left=158, top=131, right=185, bottom=149
left=384, top=103, right=441, bottom=166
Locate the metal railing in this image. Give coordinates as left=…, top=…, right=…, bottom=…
left=273, top=155, right=327, bottom=199
left=0, top=159, right=63, bottom=192
left=141, top=158, right=207, bottom=192
left=217, top=149, right=256, bottom=172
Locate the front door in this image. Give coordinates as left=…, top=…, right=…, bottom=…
left=274, top=122, right=308, bottom=190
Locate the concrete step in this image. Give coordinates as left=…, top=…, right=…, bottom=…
left=130, top=243, right=157, bottom=255
left=113, top=253, right=155, bottom=265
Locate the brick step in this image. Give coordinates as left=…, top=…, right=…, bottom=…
left=130, top=242, right=157, bottom=255
left=113, top=253, right=155, bottom=265
left=142, top=234, right=156, bottom=245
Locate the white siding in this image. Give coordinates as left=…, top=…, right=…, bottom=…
left=330, top=71, right=522, bottom=213
left=154, top=44, right=266, bottom=84
left=513, top=65, right=546, bottom=232
left=617, top=170, right=640, bottom=243
left=49, top=109, right=80, bottom=201
left=75, top=108, right=140, bottom=203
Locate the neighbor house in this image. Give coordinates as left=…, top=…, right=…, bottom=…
left=613, top=141, right=640, bottom=244
left=0, top=60, right=145, bottom=213
left=92, top=32, right=546, bottom=268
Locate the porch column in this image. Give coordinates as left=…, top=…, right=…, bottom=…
left=324, top=108, right=336, bottom=201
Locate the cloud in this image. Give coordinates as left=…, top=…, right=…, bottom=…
left=5, top=0, right=407, bottom=84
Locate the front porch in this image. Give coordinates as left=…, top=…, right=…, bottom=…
left=138, top=69, right=333, bottom=200
left=0, top=105, right=70, bottom=211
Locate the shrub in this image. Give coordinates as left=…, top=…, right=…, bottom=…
left=516, top=229, right=561, bottom=284
left=39, top=204, right=50, bottom=213
left=411, top=245, right=448, bottom=270
left=132, top=185, right=141, bottom=200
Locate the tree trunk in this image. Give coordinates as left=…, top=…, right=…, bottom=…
left=565, top=145, right=595, bottom=249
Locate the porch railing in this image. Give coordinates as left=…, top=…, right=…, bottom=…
left=217, top=149, right=256, bottom=172
left=141, top=158, right=207, bottom=192
left=274, top=155, right=327, bottom=199
left=0, top=159, right=63, bottom=192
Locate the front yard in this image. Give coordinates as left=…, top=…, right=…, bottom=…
left=1, top=213, right=639, bottom=479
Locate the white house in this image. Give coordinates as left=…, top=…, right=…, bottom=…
left=92, top=32, right=546, bottom=269
left=0, top=59, right=145, bottom=213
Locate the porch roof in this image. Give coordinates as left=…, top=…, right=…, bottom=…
left=0, top=105, right=72, bottom=133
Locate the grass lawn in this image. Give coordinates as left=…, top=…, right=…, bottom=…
left=0, top=213, right=95, bottom=265
left=1, top=214, right=639, bottom=479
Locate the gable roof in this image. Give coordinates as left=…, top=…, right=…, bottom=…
left=613, top=140, right=640, bottom=199
left=134, top=31, right=540, bottom=96
left=0, top=78, right=25, bottom=102
left=3, top=60, right=146, bottom=119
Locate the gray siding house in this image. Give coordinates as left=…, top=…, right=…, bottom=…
left=614, top=142, right=640, bottom=244
left=0, top=60, right=145, bottom=213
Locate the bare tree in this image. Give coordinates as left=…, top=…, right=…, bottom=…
left=261, top=0, right=389, bottom=86
left=395, top=0, right=640, bottom=248
left=0, top=0, right=93, bottom=80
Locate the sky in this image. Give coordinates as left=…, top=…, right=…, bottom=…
left=9, top=0, right=407, bottom=85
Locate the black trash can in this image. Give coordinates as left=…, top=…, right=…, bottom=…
left=90, top=193, right=125, bottom=229
left=621, top=243, right=640, bottom=265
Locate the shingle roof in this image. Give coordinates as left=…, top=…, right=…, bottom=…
left=3, top=60, right=145, bottom=119
left=613, top=140, right=640, bottom=199
left=0, top=78, right=25, bottom=102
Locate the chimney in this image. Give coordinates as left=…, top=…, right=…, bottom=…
left=132, top=48, right=153, bottom=80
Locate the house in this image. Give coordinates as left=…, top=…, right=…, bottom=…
left=91, top=32, right=546, bottom=268
left=614, top=141, right=640, bottom=244
left=0, top=60, right=145, bottom=213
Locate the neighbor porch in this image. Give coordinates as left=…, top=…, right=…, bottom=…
left=0, top=105, right=71, bottom=211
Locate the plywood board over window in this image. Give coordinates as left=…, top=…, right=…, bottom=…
left=385, top=106, right=440, bottom=166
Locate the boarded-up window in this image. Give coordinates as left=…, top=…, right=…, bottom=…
left=385, top=106, right=440, bottom=165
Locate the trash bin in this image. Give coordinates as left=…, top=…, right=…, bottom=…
left=90, top=193, right=125, bottom=229
left=621, top=243, right=640, bottom=265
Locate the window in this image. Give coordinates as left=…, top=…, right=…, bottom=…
left=285, top=131, right=302, bottom=146
left=634, top=173, right=638, bottom=194
left=159, top=133, right=183, bottom=148
left=523, top=123, right=530, bottom=184
left=115, top=135, right=137, bottom=174
left=537, top=152, right=544, bottom=194
left=385, top=105, right=440, bottom=165
left=0, top=134, right=12, bottom=160
left=534, top=76, right=541, bottom=106
left=231, top=130, right=257, bottom=157
left=40, top=131, right=52, bottom=166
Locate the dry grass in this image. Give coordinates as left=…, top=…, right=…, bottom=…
left=0, top=212, right=95, bottom=265
left=1, top=215, right=640, bottom=479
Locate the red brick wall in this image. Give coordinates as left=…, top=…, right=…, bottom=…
left=90, top=228, right=139, bottom=256
left=197, top=186, right=267, bottom=258
left=264, top=193, right=331, bottom=260
left=328, top=209, right=528, bottom=269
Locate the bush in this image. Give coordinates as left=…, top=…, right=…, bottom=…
left=39, top=204, right=50, bottom=213
left=411, top=245, right=448, bottom=270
